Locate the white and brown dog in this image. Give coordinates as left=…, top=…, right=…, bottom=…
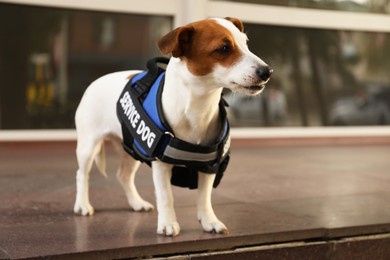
left=74, top=17, right=272, bottom=236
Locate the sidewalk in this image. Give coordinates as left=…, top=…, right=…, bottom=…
left=1, top=141, right=390, bottom=259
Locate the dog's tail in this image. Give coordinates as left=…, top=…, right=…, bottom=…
left=95, top=143, right=107, bottom=178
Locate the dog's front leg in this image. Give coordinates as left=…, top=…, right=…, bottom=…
left=197, top=173, right=228, bottom=234
left=152, top=161, right=180, bottom=236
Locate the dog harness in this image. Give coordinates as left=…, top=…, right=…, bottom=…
left=116, top=57, right=230, bottom=189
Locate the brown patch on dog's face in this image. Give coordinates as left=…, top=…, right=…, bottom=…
left=158, top=19, right=244, bottom=76
left=225, top=17, right=244, bottom=32
left=183, top=20, right=243, bottom=76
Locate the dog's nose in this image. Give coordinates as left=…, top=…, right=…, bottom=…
left=257, top=66, right=273, bottom=81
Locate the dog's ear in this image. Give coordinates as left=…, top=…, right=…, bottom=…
left=157, top=25, right=195, bottom=57
left=225, top=17, right=244, bottom=32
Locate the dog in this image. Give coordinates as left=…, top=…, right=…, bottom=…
left=74, top=17, right=272, bottom=236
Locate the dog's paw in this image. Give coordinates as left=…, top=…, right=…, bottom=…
left=157, top=221, right=181, bottom=236
left=74, top=202, right=94, bottom=216
left=199, top=218, right=228, bottom=234
left=131, top=199, right=154, bottom=212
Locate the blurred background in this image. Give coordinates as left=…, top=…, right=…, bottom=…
left=0, top=0, right=389, bottom=130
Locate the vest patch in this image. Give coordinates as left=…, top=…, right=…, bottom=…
left=119, top=91, right=156, bottom=149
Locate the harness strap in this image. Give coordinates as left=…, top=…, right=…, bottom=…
left=134, top=57, right=169, bottom=97
left=161, top=102, right=230, bottom=173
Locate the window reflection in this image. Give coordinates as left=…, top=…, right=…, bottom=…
left=213, top=0, right=390, bottom=14
left=0, top=4, right=172, bottom=129
left=227, top=24, right=390, bottom=126
left=1, top=4, right=389, bottom=129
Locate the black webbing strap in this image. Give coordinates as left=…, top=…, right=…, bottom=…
left=133, top=57, right=169, bottom=98
left=167, top=98, right=231, bottom=189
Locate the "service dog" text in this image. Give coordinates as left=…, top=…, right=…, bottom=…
left=119, top=91, right=156, bottom=148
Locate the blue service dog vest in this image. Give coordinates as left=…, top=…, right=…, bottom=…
left=116, top=57, right=230, bottom=189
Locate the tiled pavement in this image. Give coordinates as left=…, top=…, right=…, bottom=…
left=1, top=141, right=390, bottom=259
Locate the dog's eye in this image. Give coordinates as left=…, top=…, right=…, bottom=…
left=215, top=44, right=231, bottom=55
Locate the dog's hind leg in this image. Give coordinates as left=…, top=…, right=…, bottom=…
left=74, top=137, right=103, bottom=216
left=111, top=137, right=154, bottom=212
left=197, top=173, right=228, bottom=234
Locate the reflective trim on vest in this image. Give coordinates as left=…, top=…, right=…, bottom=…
left=164, top=146, right=218, bottom=162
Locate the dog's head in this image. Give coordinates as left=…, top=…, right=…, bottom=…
left=157, top=17, right=272, bottom=95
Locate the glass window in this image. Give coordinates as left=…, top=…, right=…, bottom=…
left=227, top=23, right=390, bottom=126
left=0, top=3, right=172, bottom=129
left=212, top=0, right=390, bottom=14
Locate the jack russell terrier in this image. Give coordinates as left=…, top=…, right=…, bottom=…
left=74, top=17, right=272, bottom=236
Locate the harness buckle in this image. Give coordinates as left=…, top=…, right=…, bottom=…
left=164, top=131, right=175, bottom=138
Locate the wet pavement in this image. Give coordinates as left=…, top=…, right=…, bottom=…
left=1, top=141, right=390, bottom=259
